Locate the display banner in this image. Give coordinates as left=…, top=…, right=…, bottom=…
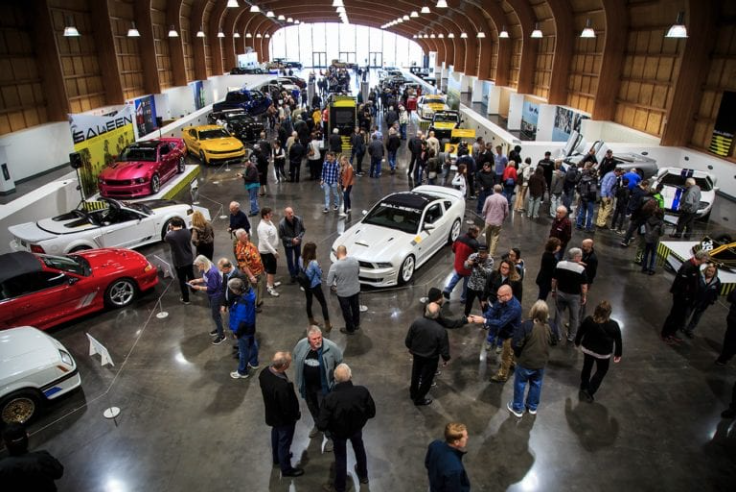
left=192, top=81, right=205, bottom=110
left=68, top=106, right=135, bottom=197
left=709, top=91, right=735, bottom=157
left=552, top=106, right=573, bottom=141
left=133, top=95, right=158, bottom=137
left=482, top=81, right=492, bottom=108
left=446, top=74, right=462, bottom=111
left=521, top=101, right=539, bottom=139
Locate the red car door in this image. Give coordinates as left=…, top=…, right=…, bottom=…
left=158, top=144, right=175, bottom=182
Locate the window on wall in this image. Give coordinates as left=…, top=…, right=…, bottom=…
left=269, top=24, right=423, bottom=68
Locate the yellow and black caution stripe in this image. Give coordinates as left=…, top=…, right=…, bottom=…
left=82, top=200, right=109, bottom=212
left=709, top=133, right=733, bottom=157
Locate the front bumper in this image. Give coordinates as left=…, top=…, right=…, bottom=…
left=42, top=369, right=82, bottom=400
left=137, top=267, right=160, bottom=292
left=99, top=181, right=153, bottom=199
left=203, top=149, right=246, bottom=165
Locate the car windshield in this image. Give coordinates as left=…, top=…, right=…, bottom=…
left=425, top=97, right=445, bottom=104
left=226, top=114, right=251, bottom=125
left=434, top=113, right=457, bottom=123
left=225, top=92, right=251, bottom=103
left=40, top=254, right=90, bottom=276
left=119, top=147, right=157, bottom=162
left=661, top=173, right=712, bottom=191
left=363, top=201, right=421, bottom=235
left=199, top=129, right=231, bottom=140
left=117, top=200, right=152, bottom=215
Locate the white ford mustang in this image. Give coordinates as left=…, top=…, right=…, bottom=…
left=653, top=167, right=718, bottom=223
left=9, top=198, right=207, bottom=255
left=331, top=185, right=465, bottom=287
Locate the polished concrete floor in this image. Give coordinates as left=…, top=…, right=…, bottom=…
left=7, top=76, right=736, bottom=492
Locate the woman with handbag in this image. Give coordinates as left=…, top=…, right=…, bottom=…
left=298, top=242, right=332, bottom=332
left=575, top=300, right=623, bottom=402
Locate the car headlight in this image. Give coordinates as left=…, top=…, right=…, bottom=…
left=98, top=178, right=106, bottom=185
left=699, top=201, right=711, bottom=210
left=144, top=262, right=154, bottom=272
left=376, top=262, right=393, bottom=268
left=58, top=349, right=73, bottom=366
left=135, top=177, right=147, bottom=184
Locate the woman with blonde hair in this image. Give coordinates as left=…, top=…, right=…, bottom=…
left=191, top=210, right=215, bottom=260
left=575, top=300, right=623, bottom=402
left=507, top=300, right=554, bottom=417
left=189, top=255, right=225, bottom=344
left=338, top=154, right=355, bottom=218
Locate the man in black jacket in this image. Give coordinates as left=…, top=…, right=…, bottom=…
left=317, top=364, right=376, bottom=491
left=288, top=139, right=305, bottom=183
left=258, top=352, right=304, bottom=477
left=407, top=131, right=424, bottom=178
left=0, top=423, right=64, bottom=491
left=329, top=128, right=343, bottom=153
left=405, top=303, right=451, bottom=406
left=661, top=250, right=710, bottom=344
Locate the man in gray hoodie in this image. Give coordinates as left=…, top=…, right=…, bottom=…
left=327, top=245, right=361, bottom=335
left=671, top=177, right=701, bottom=239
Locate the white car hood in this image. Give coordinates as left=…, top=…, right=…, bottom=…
left=337, top=223, right=413, bottom=262
left=661, top=185, right=714, bottom=212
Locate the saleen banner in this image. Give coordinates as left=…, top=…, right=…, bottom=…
left=68, top=107, right=135, bottom=197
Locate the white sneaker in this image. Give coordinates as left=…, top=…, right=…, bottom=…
left=268, top=287, right=280, bottom=297
left=273, top=281, right=282, bottom=288
left=230, top=371, right=249, bottom=379
left=339, top=212, right=347, bottom=217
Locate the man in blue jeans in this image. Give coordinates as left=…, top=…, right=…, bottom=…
left=386, top=127, right=401, bottom=175
left=320, top=151, right=341, bottom=213
left=228, top=278, right=259, bottom=379
left=367, top=133, right=384, bottom=178
left=278, top=207, right=306, bottom=284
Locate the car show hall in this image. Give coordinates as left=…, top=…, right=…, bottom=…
left=0, top=0, right=735, bottom=492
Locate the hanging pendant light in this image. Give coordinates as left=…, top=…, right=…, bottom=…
left=127, top=22, right=140, bottom=37
left=266, top=11, right=275, bottom=18
left=436, top=0, right=448, bottom=8
left=499, top=25, right=509, bottom=38
left=580, top=18, right=595, bottom=38
left=233, top=32, right=241, bottom=38
left=217, top=31, right=225, bottom=38
left=460, top=32, right=468, bottom=39
left=249, top=5, right=260, bottom=13
left=64, top=16, right=80, bottom=37
left=168, top=25, right=178, bottom=37
left=410, top=11, right=419, bottom=18
left=278, top=14, right=285, bottom=20
left=196, top=27, right=206, bottom=37
left=477, top=28, right=485, bottom=39
left=245, top=32, right=252, bottom=38
left=530, top=23, right=542, bottom=38
left=421, top=6, right=431, bottom=14
left=227, top=0, right=239, bottom=7
left=665, top=11, right=688, bottom=38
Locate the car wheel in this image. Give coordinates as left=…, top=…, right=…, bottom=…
left=177, top=156, right=186, bottom=173
left=150, top=174, right=161, bottom=194
left=161, top=219, right=173, bottom=240
left=398, top=255, right=416, bottom=286
left=448, top=218, right=461, bottom=244
left=0, top=390, right=42, bottom=425
left=69, top=245, right=91, bottom=253
left=104, top=278, right=137, bottom=308
left=199, top=150, right=208, bottom=165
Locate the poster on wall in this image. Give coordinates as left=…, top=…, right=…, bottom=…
left=192, top=81, right=205, bottom=110
left=482, top=81, right=492, bottom=109
left=709, top=91, right=735, bottom=157
left=133, top=95, right=157, bottom=137
left=68, top=106, right=135, bottom=197
left=521, top=101, right=539, bottom=139
left=446, top=75, right=461, bottom=111
left=552, top=106, right=574, bottom=141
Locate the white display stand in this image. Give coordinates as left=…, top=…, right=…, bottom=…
left=87, top=333, right=115, bottom=367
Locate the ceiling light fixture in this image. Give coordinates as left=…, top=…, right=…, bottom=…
left=499, top=25, right=509, bottom=38
left=438, top=33, right=444, bottom=38
left=531, top=23, right=543, bottom=38
left=477, top=29, right=485, bottom=39
left=63, top=16, right=80, bottom=37
left=421, top=6, right=431, bottom=14
left=287, top=17, right=293, bottom=22
left=217, top=31, right=225, bottom=38
left=403, top=15, right=410, bottom=21
left=411, top=11, right=419, bottom=18
left=249, top=5, right=260, bottom=13
left=332, top=0, right=344, bottom=6
left=460, top=32, right=468, bottom=39
left=430, top=33, right=436, bottom=38
left=266, top=11, right=275, bottom=18
left=196, top=27, right=205, bottom=37
left=437, top=0, right=448, bottom=7
left=233, top=32, right=240, bottom=38
left=580, top=18, right=595, bottom=38
left=127, top=22, right=140, bottom=37
left=245, top=32, right=252, bottom=37
left=265, top=33, right=270, bottom=38
left=447, top=32, right=454, bottom=38
left=665, top=11, right=688, bottom=38
left=168, top=25, right=178, bottom=37
left=278, top=14, right=285, bottom=20
left=256, top=33, right=262, bottom=38
left=227, top=0, right=239, bottom=7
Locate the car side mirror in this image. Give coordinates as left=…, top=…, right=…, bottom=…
left=68, top=276, right=79, bottom=285
left=362, top=210, right=368, bottom=216
left=424, top=222, right=437, bottom=231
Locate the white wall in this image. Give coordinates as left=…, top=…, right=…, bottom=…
left=0, top=122, right=75, bottom=184
left=507, top=93, right=525, bottom=131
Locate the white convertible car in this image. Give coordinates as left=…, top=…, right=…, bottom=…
left=331, top=185, right=465, bottom=287
left=9, top=198, right=206, bottom=255
left=654, top=167, right=718, bottom=223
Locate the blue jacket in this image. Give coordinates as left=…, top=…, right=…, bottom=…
left=483, top=296, right=522, bottom=339
left=623, top=171, right=642, bottom=190
left=300, top=259, right=323, bottom=288
left=229, top=289, right=256, bottom=337
left=425, top=440, right=470, bottom=492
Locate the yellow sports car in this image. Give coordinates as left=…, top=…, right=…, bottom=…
left=182, top=125, right=246, bottom=165
left=417, top=95, right=449, bottom=120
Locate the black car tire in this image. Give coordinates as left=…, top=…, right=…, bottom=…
left=151, top=174, right=160, bottom=194
left=199, top=150, right=209, bottom=165
left=0, top=389, right=43, bottom=425
left=104, top=278, right=138, bottom=308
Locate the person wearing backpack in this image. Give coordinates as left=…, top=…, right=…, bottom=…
left=610, top=177, right=631, bottom=233
left=575, top=168, right=598, bottom=232
left=641, top=208, right=665, bottom=275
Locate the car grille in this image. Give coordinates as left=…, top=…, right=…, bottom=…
left=208, top=149, right=241, bottom=155
left=104, top=179, right=133, bottom=186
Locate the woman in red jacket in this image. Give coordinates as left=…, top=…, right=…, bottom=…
left=502, top=162, right=518, bottom=207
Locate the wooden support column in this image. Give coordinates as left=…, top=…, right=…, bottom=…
left=507, top=0, right=536, bottom=93
left=167, top=0, right=187, bottom=86
left=592, top=0, right=627, bottom=120
left=661, top=1, right=719, bottom=147
left=496, top=38, right=511, bottom=86
left=190, top=0, right=208, bottom=80
left=90, top=0, right=124, bottom=104
left=134, top=0, right=161, bottom=95
left=28, top=0, right=69, bottom=121
left=547, top=0, right=573, bottom=104
left=207, top=1, right=227, bottom=76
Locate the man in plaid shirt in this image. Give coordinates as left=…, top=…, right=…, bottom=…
left=321, top=151, right=341, bottom=213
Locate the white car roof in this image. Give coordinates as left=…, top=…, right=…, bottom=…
left=0, top=327, right=62, bottom=373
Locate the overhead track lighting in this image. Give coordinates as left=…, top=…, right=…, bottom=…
left=531, top=23, right=542, bottom=38
left=580, top=19, right=596, bottom=38
left=127, top=22, right=140, bottom=37
left=64, top=16, right=80, bottom=37
left=168, top=25, right=178, bottom=37
left=499, top=25, right=509, bottom=38
left=227, top=0, right=239, bottom=7
left=665, top=11, right=688, bottom=38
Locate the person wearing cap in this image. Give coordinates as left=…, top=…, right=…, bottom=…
left=426, top=287, right=470, bottom=329
left=0, top=423, right=64, bottom=490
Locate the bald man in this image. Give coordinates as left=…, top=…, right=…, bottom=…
left=258, top=352, right=304, bottom=477
left=471, top=285, right=522, bottom=383
left=317, top=364, right=376, bottom=491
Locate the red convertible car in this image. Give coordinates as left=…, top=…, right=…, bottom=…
left=0, top=248, right=158, bottom=330
left=98, top=138, right=187, bottom=198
